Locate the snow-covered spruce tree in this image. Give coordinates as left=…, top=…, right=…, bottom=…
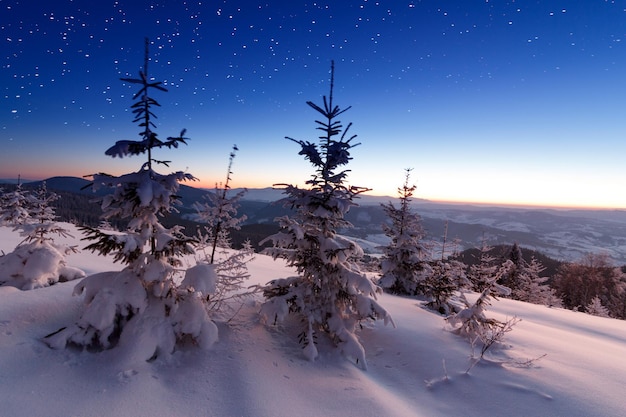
left=586, top=295, right=611, bottom=318
left=259, top=61, right=394, bottom=368
left=422, top=222, right=468, bottom=314
left=193, top=145, right=247, bottom=264
left=498, top=243, right=553, bottom=304
left=44, top=39, right=218, bottom=358
left=192, top=145, right=253, bottom=316
left=467, top=238, right=504, bottom=292
left=510, top=255, right=557, bottom=306
left=0, top=181, right=31, bottom=227
left=498, top=242, right=523, bottom=291
left=378, top=168, right=431, bottom=295
left=0, top=181, right=85, bottom=290
left=423, top=259, right=468, bottom=315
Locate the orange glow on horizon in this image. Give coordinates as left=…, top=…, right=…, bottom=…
left=3, top=170, right=625, bottom=211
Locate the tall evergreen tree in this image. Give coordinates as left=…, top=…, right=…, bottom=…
left=260, top=61, right=393, bottom=368
left=378, top=168, right=431, bottom=295
left=45, top=39, right=218, bottom=357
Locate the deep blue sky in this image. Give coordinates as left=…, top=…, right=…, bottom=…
left=2, top=1, right=626, bottom=208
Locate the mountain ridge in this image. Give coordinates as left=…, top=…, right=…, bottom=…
left=3, top=176, right=626, bottom=264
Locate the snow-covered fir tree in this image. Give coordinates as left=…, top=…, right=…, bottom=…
left=20, top=182, right=70, bottom=244
left=193, top=145, right=247, bottom=264
left=378, top=168, right=431, bottom=295
left=192, top=145, right=253, bottom=317
left=259, top=61, right=394, bottom=368
left=498, top=243, right=557, bottom=305
left=0, top=181, right=31, bottom=227
left=423, top=259, right=467, bottom=315
left=467, top=239, right=501, bottom=292
left=0, top=181, right=85, bottom=290
left=586, top=295, right=611, bottom=318
left=45, top=39, right=218, bottom=358
left=499, top=242, right=525, bottom=293
left=466, top=236, right=516, bottom=294
left=513, top=256, right=558, bottom=305
left=422, top=221, right=468, bottom=314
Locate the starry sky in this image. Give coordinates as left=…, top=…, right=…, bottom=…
left=2, top=1, right=626, bottom=208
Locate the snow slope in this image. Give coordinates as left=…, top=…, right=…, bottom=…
left=1, top=224, right=625, bottom=417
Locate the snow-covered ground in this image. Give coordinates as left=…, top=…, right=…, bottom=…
left=1, top=224, right=625, bottom=417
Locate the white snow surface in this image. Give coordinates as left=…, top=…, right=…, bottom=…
left=1, top=224, right=626, bottom=417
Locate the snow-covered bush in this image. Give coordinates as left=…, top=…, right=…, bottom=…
left=378, top=168, right=431, bottom=295
left=259, top=61, right=394, bottom=369
left=45, top=39, right=217, bottom=358
left=0, top=182, right=85, bottom=290
left=447, top=275, right=519, bottom=369
left=196, top=235, right=254, bottom=317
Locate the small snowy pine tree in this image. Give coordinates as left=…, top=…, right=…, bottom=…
left=192, top=145, right=253, bottom=317
left=422, top=221, right=468, bottom=314
left=259, top=61, right=394, bottom=368
left=19, top=182, right=72, bottom=244
left=499, top=242, right=524, bottom=293
left=378, top=168, right=431, bottom=295
left=0, top=181, right=31, bottom=227
left=423, top=259, right=467, bottom=315
left=586, top=295, right=611, bottom=318
left=467, top=238, right=505, bottom=292
left=0, top=181, right=85, bottom=289
left=45, top=39, right=218, bottom=358
left=193, top=145, right=247, bottom=264
left=512, top=256, right=558, bottom=305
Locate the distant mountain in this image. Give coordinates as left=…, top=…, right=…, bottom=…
left=4, top=176, right=626, bottom=264
left=0, top=178, right=36, bottom=185
left=229, top=187, right=410, bottom=206
left=26, top=176, right=93, bottom=194
left=231, top=187, right=287, bottom=202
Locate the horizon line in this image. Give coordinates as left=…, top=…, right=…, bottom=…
left=1, top=175, right=625, bottom=211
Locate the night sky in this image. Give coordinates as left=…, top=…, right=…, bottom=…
left=2, top=1, right=626, bottom=208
